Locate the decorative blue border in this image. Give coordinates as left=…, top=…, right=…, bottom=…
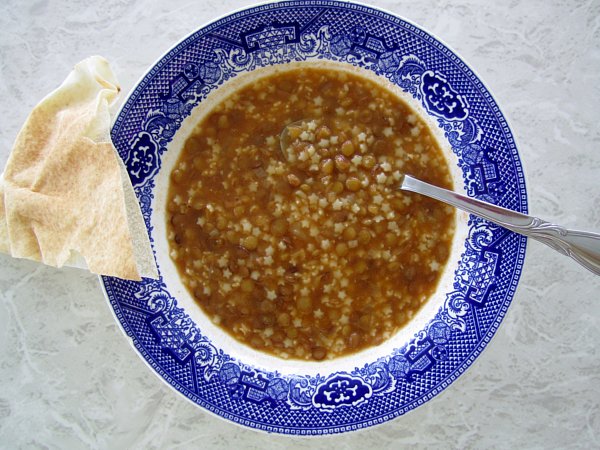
left=104, top=0, right=527, bottom=435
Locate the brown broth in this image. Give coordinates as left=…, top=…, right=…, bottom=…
left=167, top=67, right=455, bottom=361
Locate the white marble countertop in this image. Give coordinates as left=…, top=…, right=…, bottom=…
left=1, top=0, right=599, bottom=448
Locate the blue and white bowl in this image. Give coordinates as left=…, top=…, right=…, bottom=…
left=103, top=0, right=527, bottom=435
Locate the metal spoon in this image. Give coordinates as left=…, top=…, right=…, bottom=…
left=280, top=122, right=600, bottom=275
left=400, top=175, right=600, bottom=275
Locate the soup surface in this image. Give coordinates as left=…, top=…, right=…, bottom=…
left=167, top=67, right=455, bottom=361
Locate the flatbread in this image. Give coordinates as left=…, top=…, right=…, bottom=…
left=0, top=56, right=158, bottom=280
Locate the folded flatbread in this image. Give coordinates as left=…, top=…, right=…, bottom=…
left=0, top=56, right=158, bottom=281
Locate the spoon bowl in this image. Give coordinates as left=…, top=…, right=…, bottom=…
left=279, top=119, right=311, bottom=161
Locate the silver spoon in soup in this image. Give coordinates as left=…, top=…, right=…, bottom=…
left=280, top=121, right=600, bottom=275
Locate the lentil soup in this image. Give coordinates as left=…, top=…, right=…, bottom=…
left=166, top=66, right=455, bottom=361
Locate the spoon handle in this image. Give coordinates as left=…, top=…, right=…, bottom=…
left=400, top=175, right=600, bottom=276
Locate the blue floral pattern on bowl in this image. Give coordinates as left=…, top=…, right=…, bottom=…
left=103, top=0, right=527, bottom=435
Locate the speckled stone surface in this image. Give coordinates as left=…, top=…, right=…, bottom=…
left=1, top=0, right=599, bottom=448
